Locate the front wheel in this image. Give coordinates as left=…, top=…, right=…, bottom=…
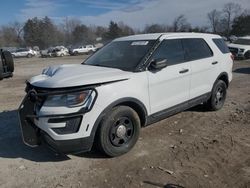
left=244, top=51, right=250, bottom=59
left=97, top=106, right=141, bottom=157
left=27, top=54, right=32, bottom=58
left=206, top=80, right=227, bottom=111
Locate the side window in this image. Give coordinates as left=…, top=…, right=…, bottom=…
left=182, top=38, right=213, bottom=61
left=151, top=39, right=185, bottom=65
left=213, top=38, right=230, bottom=54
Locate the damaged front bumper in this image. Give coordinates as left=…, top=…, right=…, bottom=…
left=18, top=86, right=97, bottom=154
left=18, top=91, right=41, bottom=147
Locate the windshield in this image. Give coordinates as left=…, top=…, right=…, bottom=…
left=84, top=40, right=156, bottom=71
left=233, top=39, right=250, bottom=45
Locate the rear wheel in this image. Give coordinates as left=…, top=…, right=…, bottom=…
left=0, top=61, right=3, bottom=80
left=27, top=53, right=32, bottom=58
left=97, top=106, right=141, bottom=157
left=87, top=50, right=94, bottom=55
left=244, top=51, right=250, bottom=59
left=2, top=51, right=14, bottom=73
left=206, top=80, right=227, bottom=111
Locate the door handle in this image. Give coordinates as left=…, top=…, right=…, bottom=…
left=212, top=61, right=218, bottom=65
left=179, top=69, right=189, bottom=74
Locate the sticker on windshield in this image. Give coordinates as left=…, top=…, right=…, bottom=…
left=131, top=41, right=149, bottom=46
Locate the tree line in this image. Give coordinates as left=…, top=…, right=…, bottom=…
left=0, top=2, right=249, bottom=49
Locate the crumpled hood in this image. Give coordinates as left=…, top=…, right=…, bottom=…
left=28, top=64, right=132, bottom=88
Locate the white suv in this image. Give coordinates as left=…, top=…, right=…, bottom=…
left=228, top=36, right=250, bottom=59
left=12, top=48, right=35, bottom=58
left=69, top=45, right=97, bottom=55
left=19, top=33, right=233, bottom=157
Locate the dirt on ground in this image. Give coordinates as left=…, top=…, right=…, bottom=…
left=0, top=56, right=250, bottom=188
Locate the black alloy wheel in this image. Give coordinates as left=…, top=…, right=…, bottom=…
left=97, top=106, right=140, bottom=157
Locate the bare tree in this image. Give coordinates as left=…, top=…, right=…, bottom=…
left=11, top=21, right=24, bottom=44
left=61, top=17, right=82, bottom=45
left=0, top=32, right=4, bottom=47
left=223, top=2, right=241, bottom=36
left=172, top=15, right=191, bottom=32
left=118, top=22, right=135, bottom=36
left=94, top=26, right=108, bottom=38
left=1, top=26, right=19, bottom=47
left=190, top=26, right=209, bottom=33
left=144, top=24, right=166, bottom=33
left=0, top=21, right=24, bottom=47
left=207, top=9, right=221, bottom=33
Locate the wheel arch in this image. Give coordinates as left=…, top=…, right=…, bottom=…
left=244, top=50, right=250, bottom=59
left=89, top=97, right=148, bottom=146
left=97, top=97, right=147, bottom=127
left=113, top=99, right=148, bottom=127
left=215, top=72, right=229, bottom=88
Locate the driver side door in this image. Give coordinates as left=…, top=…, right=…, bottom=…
left=147, top=39, right=191, bottom=115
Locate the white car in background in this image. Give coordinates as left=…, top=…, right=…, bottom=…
left=12, top=48, right=35, bottom=58
left=52, top=46, right=69, bottom=57
left=228, top=36, right=250, bottom=59
left=41, top=46, right=69, bottom=58
left=69, top=45, right=97, bottom=55
left=40, top=47, right=54, bottom=58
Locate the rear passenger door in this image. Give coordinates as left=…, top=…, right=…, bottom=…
left=147, top=39, right=191, bottom=114
left=182, top=38, right=219, bottom=99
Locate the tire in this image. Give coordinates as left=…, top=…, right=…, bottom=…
left=74, top=51, right=79, bottom=56
left=206, top=80, right=227, bottom=111
left=0, top=61, right=3, bottom=80
left=2, top=51, right=14, bottom=73
left=88, top=50, right=94, bottom=55
left=244, top=51, right=250, bottom=59
left=27, top=53, right=32, bottom=58
left=97, top=106, right=141, bottom=157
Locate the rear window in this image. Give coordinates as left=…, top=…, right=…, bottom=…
left=182, top=38, right=213, bottom=61
left=213, top=39, right=230, bottom=54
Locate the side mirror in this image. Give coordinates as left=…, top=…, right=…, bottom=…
left=149, top=58, right=168, bottom=70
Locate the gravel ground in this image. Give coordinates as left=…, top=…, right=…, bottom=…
left=0, top=56, right=250, bottom=188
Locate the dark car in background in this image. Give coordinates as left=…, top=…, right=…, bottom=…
left=0, top=50, right=14, bottom=80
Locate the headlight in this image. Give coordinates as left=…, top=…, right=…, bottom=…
left=239, top=49, right=245, bottom=53
left=43, top=90, right=93, bottom=107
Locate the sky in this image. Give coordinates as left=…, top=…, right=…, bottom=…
left=0, top=0, right=249, bottom=29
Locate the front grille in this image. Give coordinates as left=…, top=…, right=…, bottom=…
left=35, top=96, right=45, bottom=112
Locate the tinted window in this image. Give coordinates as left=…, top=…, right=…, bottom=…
left=151, top=39, right=185, bottom=65
left=182, top=38, right=213, bottom=61
left=84, top=40, right=156, bottom=71
left=213, top=39, right=230, bottom=54
left=233, top=39, right=250, bottom=45
left=17, top=49, right=26, bottom=52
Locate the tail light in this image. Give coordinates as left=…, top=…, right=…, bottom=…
left=230, top=53, right=235, bottom=61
